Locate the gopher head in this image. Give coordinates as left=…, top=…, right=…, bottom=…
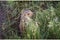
left=21, top=9, right=33, bottom=18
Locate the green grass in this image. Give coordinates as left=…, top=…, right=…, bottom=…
left=1, top=1, right=60, bottom=39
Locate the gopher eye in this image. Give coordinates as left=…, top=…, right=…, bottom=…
left=27, top=13, right=30, bottom=15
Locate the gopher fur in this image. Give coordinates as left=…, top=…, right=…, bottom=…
left=19, top=9, right=33, bottom=38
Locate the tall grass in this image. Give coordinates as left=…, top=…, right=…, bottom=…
left=1, top=1, right=60, bottom=39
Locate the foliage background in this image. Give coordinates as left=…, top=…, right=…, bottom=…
left=0, top=1, right=60, bottom=39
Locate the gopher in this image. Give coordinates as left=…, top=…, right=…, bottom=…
left=19, top=9, right=33, bottom=38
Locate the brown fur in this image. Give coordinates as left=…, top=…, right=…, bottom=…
left=19, top=9, right=33, bottom=38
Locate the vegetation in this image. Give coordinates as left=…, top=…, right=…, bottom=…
left=0, top=1, right=60, bottom=39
